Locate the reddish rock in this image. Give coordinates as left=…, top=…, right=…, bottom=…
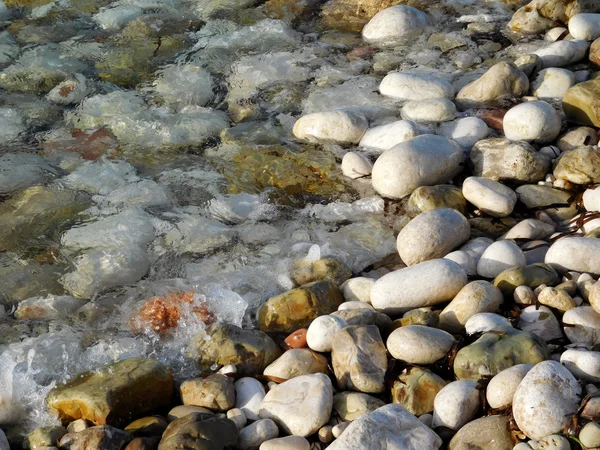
left=284, top=328, right=308, bottom=349
left=125, top=437, right=160, bottom=450
left=41, top=127, right=118, bottom=161
left=347, top=46, right=375, bottom=61
left=479, top=109, right=506, bottom=131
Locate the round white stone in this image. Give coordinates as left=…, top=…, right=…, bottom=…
left=259, top=436, right=310, bottom=450
left=238, top=419, right=279, bottom=450
left=397, top=208, right=470, bottom=266
left=437, top=117, right=489, bottom=149
left=518, top=305, right=563, bottom=341
left=579, top=421, right=600, bottom=449
left=371, top=134, right=463, bottom=199
left=477, top=241, right=526, bottom=279
left=512, top=360, right=581, bottom=440
left=486, top=364, right=533, bottom=409
left=362, top=5, right=431, bottom=47
left=460, top=237, right=494, bottom=265
left=563, top=306, right=600, bottom=346
left=561, top=348, right=600, bottom=382
left=584, top=187, right=600, bottom=212
left=503, top=101, right=561, bottom=144
left=235, top=377, right=266, bottom=421
left=292, top=110, right=368, bottom=145
left=444, top=250, right=477, bottom=276
left=531, top=68, right=575, bottom=100
left=514, top=285, right=536, bottom=305
left=379, top=73, right=455, bottom=101
left=545, top=237, right=600, bottom=275
left=340, top=277, right=374, bottom=304
left=401, top=98, right=457, bottom=123
left=338, top=301, right=373, bottom=311
left=341, top=152, right=373, bottom=179
left=568, top=14, right=600, bottom=41
left=306, top=315, right=348, bottom=353
left=358, top=120, right=419, bottom=154
left=431, top=380, right=481, bottom=431
left=462, top=176, right=517, bottom=217
left=371, top=259, right=468, bottom=314
left=465, top=313, right=513, bottom=335
left=386, top=325, right=456, bottom=364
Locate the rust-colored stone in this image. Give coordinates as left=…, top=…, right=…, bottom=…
left=479, top=109, right=506, bottom=131
left=347, top=46, right=375, bottom=61
left=284, top=328, right=308, bottom=349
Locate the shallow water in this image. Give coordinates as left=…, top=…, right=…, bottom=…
left=0, top=0, right=557, bottom=434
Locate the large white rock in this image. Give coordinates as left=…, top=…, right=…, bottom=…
left=512, top=361, right=581, bottom=440
left=437, top=117, right=489, bottom=150
left=439, top=280, right=504, bottom=333
left=371, top=135, right=463, bottom=199
left=292, top=110, right=368, bottom=145
left=503, top=101, right=561, bottom=144
left=431, top=380, right=480, bottom=430
left=235, top=377, right=266, bottom=421
left=341, top=152, right=372, bottom=179
left=371, top=259, right=468, bottom=314
left=568, top=14, right=600, bottom=41
left=477, top=241, right=526, bottom=279
left=397, top=208, right=470, bottom=266
left=362, top=6, right=431, bottom=47
left=563, top=306, right=600, bottom=346
left=386, top=325, right=456, bottom=364
left=533, top=40, right=590, bottom=68
left=444, top=251, right=477, bottom=276
left=531, top=68, right=575, bottom=99
left=519, top=305, right=563, bottom=341
left=263, top=349, right=328, bottom=380
left=401, top=98, right=457, bottom=123
left=561, top=348, right=600, bottom=382
left=59, top=246, right=150, bottom=299
left=14, top=295, right=86, bottom=321
left=462, top=176, right=517, bottom=217
left=545, top=237, right=600, bottom=275
left=327, top=404, right=442, bottom=450
left=341, top=277, right=374, bottom=304
left=465, top=313, right=512, bottom=335
left=486, top=364, right=533, bottom=409
left=379, top=73, right=455, bottom=101
left=460, top=237, right=493, bottom=265
left=259, top=374, right=333, bottom=437
left=306, top=315, right=347, bottom=353
left=238, top=419, right=279, bottom=450
left=359, top=120, right=419, bottom=154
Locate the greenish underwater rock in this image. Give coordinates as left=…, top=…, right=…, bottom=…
left=406, top=185, right=467, bottom=217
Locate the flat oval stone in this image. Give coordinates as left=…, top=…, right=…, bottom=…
left=545, top=237, right=600, bottom=275
left=431, top=380, right=480, bottom=431
left=371, top=259, right=468, bottom=314
left=462, top=176, right=517, bottom=217
left=438, top=117, right=489, bottom=150
left=516, top=184, right=579, bottom=222
left=486, top=364, right=533, bottom=409
left=263, top=349, right=329, bottom=381
left=493, top=263, right=559, bottom=295
left=371, top=134, right=463, bottom=199
left=448, top=415, right=513, bottom=450
left=292, top=110, right=368, bottom=145
left=359, top=120, right=419, bottom=154
left=362, top=6, right=431, bottom=47
left=513, top=360, right=581, bottom=440
left=568, top=13, right=600, bottom=40
left=533, top=40, right=590, bottom=68
left=401, top=98, right=457, bottom=123
left=379, top=73, right=454, bottom=102
left=386, top=325, right=456, bottom=365
left=397, top=208, right=470, bottom=266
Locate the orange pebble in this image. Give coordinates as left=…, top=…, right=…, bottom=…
left=284, top=328, right=308, bottom=349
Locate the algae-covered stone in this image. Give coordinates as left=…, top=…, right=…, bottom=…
left=158, top=412, right=238, bottom=450
left=258, top=280, right=344, bottom=332
left=554, top=146, right=600, bottom=185
left=391, top=367, right=447, bottom=416
left=449, top=415, right=513, bottom=450
left=189, top=323, right=281, bottom=375
left=27, top=426, right=66, bottom=449
left=493, top=263, right=559, bottom=296
left=563, top=78, right=600, bottom=128
left=406, top=185, right=467, bottom=217
left=0, top=186, right=90, bottom=252
left=47, top=357, right=174, bottom=427
left=516, top=185, right=579, bottom=222
left=453, top=329, right=548, bottom=381
left=290, top=258, right=352, bottom=287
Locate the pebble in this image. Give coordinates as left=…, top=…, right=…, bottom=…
left=533, top=40, right=590, bottom=67
left=386, top=325, right=456, bottom=364
left=437, top=117, right=489, bottom=149
left=537, top=286, right=576, bottom=312
left=338, top=301, right=372, bottom=311
left=400, top=98, right=457, bottom=123
left=560, top=348, right=600, bottom=382
left=462, top=176, right=517, bottom=217
left=259, top=374, right=333, bottom=437
left=396, top=208, right=470, bottom=266
left=556, top=126, right=598, bottom=152
left=341, top=152, right=372, bottom=179
left=431, top=380, right=481, bottom=431
left=579, top=421, right=600, bottom=448
left=358, top=120, right=419, bottom=153
left=568, top=13, right=600, bottom=41
left=227, top=408, right=247, bottom=430
left=180, top=374, right=235, bottom=412
left=263, top=348, right=329, bottom=380
left=340, top=277, right=374, bottom=304
left=331, top=422, right=350, bottom=438
left=545, top=237, right=600, bottom=275
left=284, top=329, right=307, bottom=349
left=317, top=426, right=333, bottom=443
left=486, top=364, right=533, bottom=409
left=259, top=436, right=310, bottom=450
left=530, top=435, right=571, bottom=450
left=531, top=68, right=575, bottom=99
left=371, top=134, right=463, bottom=199
left=292, top=110, right=368, bottom=145
left=371, top=258, right=468, bottom=314
left=519, top=305, right=563, bottom=341
left=235, top=378, right=266, bottom=421
left=362, top=6, right=432, bottom=47
left=503, top=219, right=555, bottom=241
left=512, top=360, right=581, bottom=440
left=545, top=27, right=568, bottom=41
left=237, top=419, right=279, bottom=450
left=477, top=241, right=526, bottom=279
left=448, top=415, right=513, bottom=450
left=379, top=73, right=455, bottom=101
left=503, top=101, right=561, bottom=144
left=465, top=313, right=512, bottom=334
left=167, top=405, right=212, bottom=421
left=514, top=285, right=536, bottom=305
left=306, top=315, right=348, bottom=352
left=0, top=429, right=7, bottom=450
left=439, top=280, right=504, bottom=333
left=563, top=306, right=600, bottom=346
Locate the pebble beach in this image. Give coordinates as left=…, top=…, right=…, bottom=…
left=1, top=0, right=600, bottom=449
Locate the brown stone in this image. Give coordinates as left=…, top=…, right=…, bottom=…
left=124, top=417, right=168, bottom=438
left=125, top=437, right=160, bottom=450
left=290, top=257, right=352, bottom=287
left=563, top=78, right=600, bottom=128
left=391, top=367, right=447, bottom=415
left=284, top=328, right=308, bottom=349
left=58, top=425, right=132, bottom=450
left=347, top=46, right=375, bottom=61
left=478, top=109, right=505, bottom=131
left=157, top=413, right=238, bottom=450
left=180, top=375, right=235, bottom=412
left=47, top=358, right=174, bottom=427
